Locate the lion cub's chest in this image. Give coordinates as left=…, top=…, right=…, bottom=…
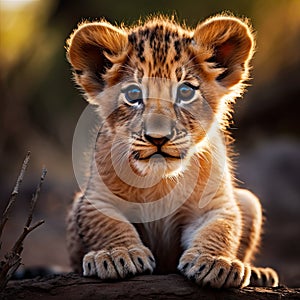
left=134, top=217, right=183, bottom=273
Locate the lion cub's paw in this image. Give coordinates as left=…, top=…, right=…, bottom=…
left=178, top=248, right=251, bottom=288
left=83, top=245, right=155, bottom=279
left=250, top=267, right=279, bottom=287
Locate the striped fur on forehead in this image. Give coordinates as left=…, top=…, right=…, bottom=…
left=127, top=18, right=195, bottom=79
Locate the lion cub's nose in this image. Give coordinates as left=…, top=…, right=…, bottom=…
left=144, top=114, right=174, bottom=146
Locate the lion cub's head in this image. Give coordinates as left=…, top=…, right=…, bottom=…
left=67, top=15, right=254, bottom=178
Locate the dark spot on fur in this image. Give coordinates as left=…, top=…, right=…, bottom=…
left=198, top=264, right=206, bottom=272
left=87, top=262, right=91, bottom=271
left=149, top=30, right=156, bottom=45
left=218, top=268, right=224, bottom=278
left=251, top=270, right=258, bottom=280
left=216, top=69, right=230, bottom=81
left=163, top=31, right=170, bottom=59
left=175, top=67, right=182, bottom=81
left=205, top=55, right=224, bottom=68
left=119, top=258, right=125, bottom=267
left=133, top=151, right=140, bottom=160
left=143, top=28, right=150, bottom=38
left=138, top=257, right=144, bottom=268
left=136, top=39, right=145, bottom=62
left=75, top=69, right=83, bottom=75
left=165, top=31, right=170, bottom=42
left=103, top=260, right=108, bottom=270
left=128, top=33, right=137, bottom=45
left=206, top=56, right=216, bottom=63
left=182, top=263, right=189, bottom=271
left=234, top=272, right=238, bottom=281
left=171, top=32, right=177, bottom=38
left=149, top=256, right=155, bottom=263
left=182, top=37, right=192, bottom=45
left=174, top=40, right=181, bottom=61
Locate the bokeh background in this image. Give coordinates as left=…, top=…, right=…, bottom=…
left=1, top=0, right=299, bottom=287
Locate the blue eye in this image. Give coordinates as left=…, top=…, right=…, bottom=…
left=177, top=83, right=196, bottom=103
left=123, top=85, right=143, bottom=105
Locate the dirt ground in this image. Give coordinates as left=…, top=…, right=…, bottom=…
left=2, top=273, right=300, bottom=300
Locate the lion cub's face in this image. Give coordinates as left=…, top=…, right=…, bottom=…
left=108, top=76, right=212, bottom=177
left=67, top=16, right=253, bottom=178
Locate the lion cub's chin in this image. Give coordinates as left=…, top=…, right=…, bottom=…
left=133, top=154, right=185, bottom=179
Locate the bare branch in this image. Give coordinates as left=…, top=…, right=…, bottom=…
left=28, top=220, right=45, bottom=233
left=25, top=167, right=47, bottom=228
left=0, top=155, right=46, bottom=291
left=11, top=220, right=45, bottom=256
left=0, top=254, right=21, bottom=290
left=10, top=167, right=47, bottom=256
left=0, top=152, right=31, bottom=240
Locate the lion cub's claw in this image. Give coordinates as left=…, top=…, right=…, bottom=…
left=83, top=245, right=155, bottom=279
left=178, top=249, right=251, bottom=288
left=250, top=266, right=279, bottom=287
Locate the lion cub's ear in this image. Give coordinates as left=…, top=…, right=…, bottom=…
left=194, top=16, right=254, bottom=88
left=66, top=22, right=128, bottom=99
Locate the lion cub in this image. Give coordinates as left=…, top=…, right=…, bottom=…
left=66, top=14, right=279, bottom=288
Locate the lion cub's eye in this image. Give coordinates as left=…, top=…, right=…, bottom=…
left=122, top=85, right=143, bottom=106
left=176, top=83, right=198, bottom=104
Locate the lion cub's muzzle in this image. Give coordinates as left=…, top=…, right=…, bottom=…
left=144, top=113, right=175, bottom=147
left=132, top=113, right=187, bottom=161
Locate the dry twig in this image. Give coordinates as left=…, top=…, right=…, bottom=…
left=0, top=153, right=46, bottom=290
left=0, top=152, right=31, bottom=241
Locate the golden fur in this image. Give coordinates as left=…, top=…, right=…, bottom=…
left=66, top=14, right=279, bottom=288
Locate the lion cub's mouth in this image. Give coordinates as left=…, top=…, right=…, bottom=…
left=130, top=145, right=187, bottom=177
left=133, top=150, right=182, bottom=161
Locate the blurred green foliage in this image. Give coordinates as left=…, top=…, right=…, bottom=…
left=1, top=0, right=300, bottom=182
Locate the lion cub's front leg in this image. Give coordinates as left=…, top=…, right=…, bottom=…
left=178, top=195, right=250, bottom=288
left=67, top=194, right=155, bottom=279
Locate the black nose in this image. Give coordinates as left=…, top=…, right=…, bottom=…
left=144, top=135, right=171, bottom=146
left=143, top=113, right=175, bottom=147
